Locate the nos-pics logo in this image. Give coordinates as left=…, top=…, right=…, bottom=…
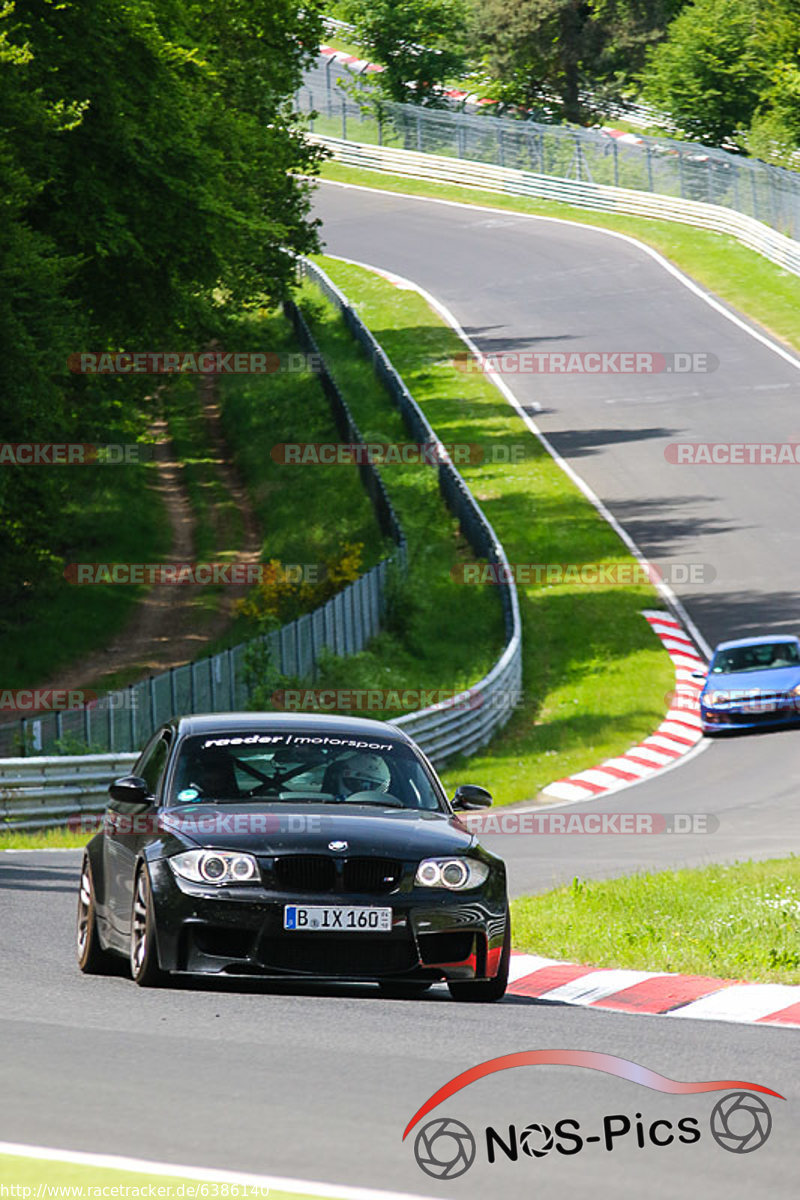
left=404, top=1052, right=782, bottom=1179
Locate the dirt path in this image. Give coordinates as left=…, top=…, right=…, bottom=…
left=39, top=377, right=263, bottom=696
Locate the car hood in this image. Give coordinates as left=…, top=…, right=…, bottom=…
left=702, top=667, right=800, bottom=698
left=160, top=803, right=476, bottom=856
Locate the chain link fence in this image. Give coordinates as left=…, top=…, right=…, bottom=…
left=298, top=87, right=800, bottom=241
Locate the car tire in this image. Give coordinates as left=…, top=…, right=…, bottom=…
left=77, top=855, right=118, bottom=974
left=447, top=908, right=510, bottom=1003
left=378, top=980, right=434, bottom=999
left=130, top=865, right=166, bottom=987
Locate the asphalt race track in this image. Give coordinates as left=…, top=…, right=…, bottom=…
left=2, top=183, right=799, bottom=1200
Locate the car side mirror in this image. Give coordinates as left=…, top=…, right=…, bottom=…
left=108, top=775, right=153, bottom=805
left=452, top=784, right=493, bottom=811
left=691, top=670, right=706, bottom=680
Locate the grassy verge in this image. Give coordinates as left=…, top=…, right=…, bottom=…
left=0, top=827, right=89, bottom=850
left=318, top=160, right=800, bottom=353
left=0, top=451, right=169, bottom=689
left=219, top=308, right=388, bottom=576
left=512, top=857, right=800, bottom=984
left=304, top=256, right=673, bottom=803
left=293, top=281, right=504, bottom=712
left=0, top=1153, right=357, bottom=1200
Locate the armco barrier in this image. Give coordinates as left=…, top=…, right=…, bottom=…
left=1, top=260, right=522, bottom=827
left=310, top=135, right=800, bottom=278
left=0, top=752, right=138, bottom=832
left=297, top=259, right=522, bottom=763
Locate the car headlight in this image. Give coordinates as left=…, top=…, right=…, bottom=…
left=168, top=849, right=259, bottom=885
left=415, top=857, right=490, bottom=890
left=705, top=690, right=730, bottom=707
left=791, top=685, right=800, bottom=697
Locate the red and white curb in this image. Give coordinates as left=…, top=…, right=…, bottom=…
left=508, top=953, right=800, bottom=1027
left=542, top=610, right=707, bottom=802
left=320, top=45, right=384, bottom=76
left=319, top=46, right=495, bottom=103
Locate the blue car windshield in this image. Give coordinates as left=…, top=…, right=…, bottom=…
left=711, top=642, right=800, bottom=674
left=167, top=732, right=445, bottom=811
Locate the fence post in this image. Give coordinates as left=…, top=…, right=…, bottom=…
left=342, top=98, right=347, bottom=140
left=129, top=685, right=136, bottom=750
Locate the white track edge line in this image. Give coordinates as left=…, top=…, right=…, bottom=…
left=0, top=1144, right=438, bottom=1200
left=321, top=249, right=712, bottom=797
left=321, top=247, right=713, bottom=659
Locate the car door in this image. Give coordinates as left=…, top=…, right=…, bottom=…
left=103, top=730, right=172, bottom=934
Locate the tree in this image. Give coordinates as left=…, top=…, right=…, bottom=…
left=640, top=0, right=764, bottom=145
left=342, top=0, right=472, bottom=105
left=475, top=0, right=685, bottom=121
left=744, top=0, right=800, bottom=164
left=0, top=0, right=326, bottom=611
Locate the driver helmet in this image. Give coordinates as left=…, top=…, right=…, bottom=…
left=338, top=753, right=391, bottom=796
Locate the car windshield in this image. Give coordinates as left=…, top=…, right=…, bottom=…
left=167, top=731, right=445, bottom=811
left=710, top=642, right=800, bottom=674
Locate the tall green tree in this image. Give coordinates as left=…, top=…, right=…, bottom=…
left=744, top=0, right=800, bottom=163
left=640, top=0, right=764, bottom=144
left=476, top=0, right=685, bottom=121
left=342, top=0, right=472, bottom=105
left=0, top=0, right=325, bottom=611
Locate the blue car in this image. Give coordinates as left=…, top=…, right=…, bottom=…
left=699, top=635, right=800, bottom=734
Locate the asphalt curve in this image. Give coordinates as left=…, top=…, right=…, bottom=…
left=2, top=187, right=799, bottom=1200
left=0, top=851, right=796, bottom=1200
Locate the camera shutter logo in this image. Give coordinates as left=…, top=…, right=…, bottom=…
left=520, top=1122, right=554, bottom=1158
left=414, top=1117, right=476, bottom=1179
left=710, top=1092, right=772, bottom=1153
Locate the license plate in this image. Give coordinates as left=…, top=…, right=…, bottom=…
left=283, top=904, right=392, bottom=933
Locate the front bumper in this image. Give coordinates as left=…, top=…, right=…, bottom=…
left=148, top=858, right=507, bottom=982
left=701, top=701, right=800, bottom=733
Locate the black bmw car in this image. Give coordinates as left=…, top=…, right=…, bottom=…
left=77, top=713, right=510, bottom=1001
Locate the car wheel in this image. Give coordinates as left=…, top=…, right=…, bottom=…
left=77, top=856, right=118, bottom=974
left=378, top=980, right=434, bottom=999
left=130, top=865, right=166, bottom=987
left=447, top=908, right=510, bottom=1003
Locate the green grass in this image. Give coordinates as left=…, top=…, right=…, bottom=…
left=293, top=282, right=504, bottom=712
left=305, top=256, right=674, bottom=803
left=0, top=827, right=90, bottom=850
left=512, top=857, right=800, bottom=984
left=318, top=160, right=800, bottom=353
left=165, top=373, right=244, bottom=563
left=0, top=455, right=170, bottom=690
left=219, top=308, right=388, bottom=572
left=0, top=1152, right=359, bottom=1200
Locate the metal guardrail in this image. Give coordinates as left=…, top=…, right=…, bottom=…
left=0, top=319, right=407, bottom=758
left=0, top=752, right=138, bottom=831
left=311, top=135, right=800, bottom=278
left=300, top=86, right=800, bottom=248
left=1, top=260, right=522, bottom=827
left=298, top=259, right=523, bottom=763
